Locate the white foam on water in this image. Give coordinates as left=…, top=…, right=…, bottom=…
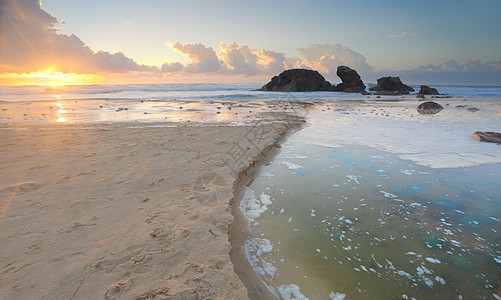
left=397, top=270, right=412, bottom=278
left=435, top=276, right=446, bottom=285
left=346, top=175, right=361, bottom=184
left=329, top=291, right=346, bottom=300
left=298, top=102, right=501, bottom=169
left=244, top=237, right=276, bottom=278
left=239, top=188, right=272, bottom=222
left=425, top=257, right=441, bottom=264
left=282, top=161, right=303, bottom=170
left=277, top=284, right=309, bottom=300
left=380, top=191, right=397, bottom=199
left=423, top=276, right=434, bottom=287
left=401, top=169, right=415, bottom=175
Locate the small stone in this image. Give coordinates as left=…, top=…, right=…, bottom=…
left=417, top=101, right=443, bottom=115
left=471, top=131, right=501, bottom=144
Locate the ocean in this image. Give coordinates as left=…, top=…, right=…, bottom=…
left=2, top=83, right=501, bottom=103
left=1, top=83, right=501, bottom=299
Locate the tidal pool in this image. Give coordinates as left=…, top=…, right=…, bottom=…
left=240, top=141, right=501, bottom=299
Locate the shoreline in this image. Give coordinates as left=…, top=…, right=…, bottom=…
left=0, top=116, right=302, bottom=299
left=228, top=116, right=305, bottom=300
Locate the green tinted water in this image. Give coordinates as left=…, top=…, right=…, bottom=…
left=241, top=141, right=501, bottom=299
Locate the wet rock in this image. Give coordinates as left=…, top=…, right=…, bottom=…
left=331, top=66, right=366, bottom=93
left=418, top=85, right=439, bottom=95
left=258, top=69, right=332, bottom=92
left=416, top=93, right=426, bottom=99
left=467, top=107, right=479, bottom=112
left=471, top=131, right=501, bottom=144
left=417, top=101, right=443, bottom=115
left=369, top=76, right=415, bottom=94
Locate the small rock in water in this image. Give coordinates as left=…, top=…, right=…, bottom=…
left=471, top=131, right=501, bottom=144
left=418, top=85, right=440, bottom=95
left=467, top=107, right=479, bottom=112
left=417, top=101, right=443, bottom=115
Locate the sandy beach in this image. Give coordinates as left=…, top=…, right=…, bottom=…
left=0, top=116, right=301, bottom=299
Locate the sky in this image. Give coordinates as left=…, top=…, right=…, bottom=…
left=1, top=0, right=501, bottom=85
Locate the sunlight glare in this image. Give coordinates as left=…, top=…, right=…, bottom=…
left=0, top=67, right=103, bottom=86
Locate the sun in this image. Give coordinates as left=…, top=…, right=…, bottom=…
left=0, top=67, right=103, bottom=86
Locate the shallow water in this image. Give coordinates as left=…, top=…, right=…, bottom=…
left=241, top=141, right=501, bottom=299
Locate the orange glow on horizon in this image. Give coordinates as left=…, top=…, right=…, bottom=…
left=0, top=67, right=103, bottom=86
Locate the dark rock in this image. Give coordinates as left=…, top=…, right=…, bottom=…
left=331, top=66, right=366, bottom=93
left=417, top=101, right=443, bottom=115
left=467, top=107, right=479, bottom=112
left=369, top=76, right=415, bottom=94
left=416, top=93, right=426, bottom=99
left=419, top=85, right=439, bottom=95
left=258, top=69, right=332, bottom=92
left=471, top=131, right=501, bottom=144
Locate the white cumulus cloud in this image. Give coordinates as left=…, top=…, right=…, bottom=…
left=292, top=44, right=373, bottom=80
left=162, top=42, right=369, bottom=81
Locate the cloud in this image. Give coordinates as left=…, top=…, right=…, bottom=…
left=292, top=44, right=374, bottom=80
left=218, top=42, right=260, bottom=75
left=386, top=32, right=417, bottom=39
left=383, top=58, right=501, bottom=85
left=413, top=58, right=501, bottom=73
left=166, top=42, right=224, bottom=74
left=162, top=42, right=291, bottom=76
left=0, top=0, right=157, bottom=74
left=162, top=42, right=368, bottom=81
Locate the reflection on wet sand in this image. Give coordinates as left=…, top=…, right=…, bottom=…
left=0, top=98, right=312, bottom=126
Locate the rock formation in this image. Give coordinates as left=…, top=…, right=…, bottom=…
left=417, top=101, right=443, bottom=115
left=471, top=131, right=501, bottom=144
left=258, top=69, right=332, bottom=92
left=331, top=66, right=366, bottom=93
left=418, top=85, right=440, bottom=95
left=369, top=76, right=415, bottom=94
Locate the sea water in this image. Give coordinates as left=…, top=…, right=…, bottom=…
left=239, top=91, right=501, bottom=299
left=241, top=141, right=501, bottom=299
left=2, top=83, right=500, bottom=126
